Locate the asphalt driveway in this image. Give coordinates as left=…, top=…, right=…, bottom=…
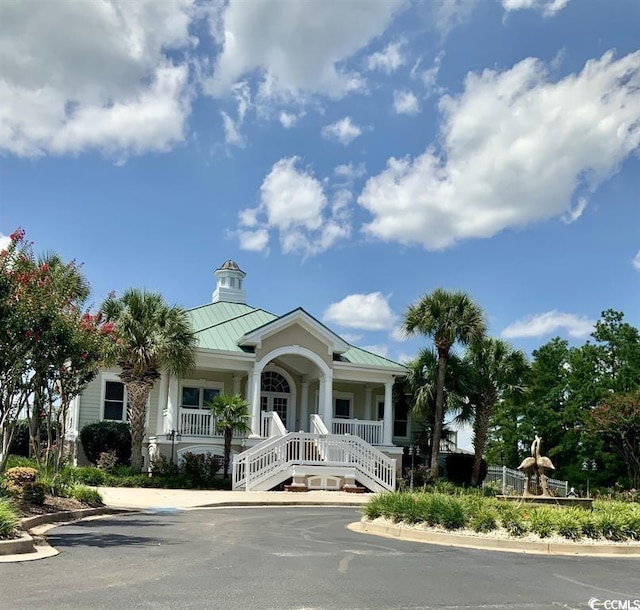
left=1, top=507, right=637, bottom=609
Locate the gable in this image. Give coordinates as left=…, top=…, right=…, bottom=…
left=255, top=322, right=335, bottom=367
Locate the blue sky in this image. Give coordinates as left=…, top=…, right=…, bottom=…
left=2, top=0, right=639, bottom=371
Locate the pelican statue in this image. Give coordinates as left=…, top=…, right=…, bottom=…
left=518, top=436, right=539, bottom=496
left=534, top=435, right=555, bottom=497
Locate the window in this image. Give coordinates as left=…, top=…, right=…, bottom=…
left=104, top=381, right=125, bottom=421
left=180, top=385, right=221, bottom=410
left=261, top=371, right=290, bottom=393
left=335, top=398, right=351, bottom=418
left=377, top=397, right=409, bottom=437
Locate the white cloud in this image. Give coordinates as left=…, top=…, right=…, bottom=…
left=366, top=41, right=406, bottom=74
left=340, top=333, right=364, bottom=344
left=361, top=344, right=390, bottom=359
left=237, top=157, right=351, bottom=257
left=321, top=117, right=363, bottom=145
left=502, top=0, right=571, bottom=17
left=501, top=311, right=595, bottom=339
left=334, top=162, right=366, bottom=181
left=633, top=251, right=640, bottom=271
left=359, top=51, right=640, bottom=250
left=393, top=90, right=420, bottom=115
left=433, top=0, right=477, bottom=34
left=562, top=197, right=588, bottom=224
left=0, top=234, right=11, bottom=252
left=323, top=292, right=396, bottom=331
left=0, top=0, right=195, bottom=158
left=238, top=229, right=270, bottom=252
left=208, top=0, right=405, bottom=98
left=390, top=326, right=408, bottom=342
left=279, top=111, right=305, bottom=129
left=412, top=52, right=445, bottom=96
left=221, top=111, right=243, bottom=146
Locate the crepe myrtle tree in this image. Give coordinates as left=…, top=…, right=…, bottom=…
left=101, top=289, right=197, bottom=472
left=403, top=289, right=486, bottom=480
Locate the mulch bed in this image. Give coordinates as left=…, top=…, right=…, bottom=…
left=18, top=495, right=92, bottom=519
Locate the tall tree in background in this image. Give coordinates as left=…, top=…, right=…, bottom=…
left=102, top=289, right=197, bottom=471
left=464, top=338, right=528, bottom=486
left=403, top=289, right=486, bottom=479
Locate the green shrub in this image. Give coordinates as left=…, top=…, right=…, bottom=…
left=180, top=452, right=220, bottom=488
left=5, top=455, right=38, bottom=470
left=3, top=466, right=38, bottom=498
left=71, top=485, right=103, bottom=507
left=37, top=472, right=72, bottom=498
left=555, top=509, right=583, bottom=541
left=0, top=499, right=19, bottom=539
left=149, top=453, right=176, bottom=477
left=69, top=466, right=108, bottom=486
left=22, top=481, right=46, bottom=505
left=469, top=505, right=498, bottom=533
left=528, top=507, right=556, bottom=539
left=440, top=497, right=468, bottom=530
left=80, top=421, right=131, bottom=466
left=497, top=503, right=528, bottom=537
left=112, top=465, right=140, bottom=478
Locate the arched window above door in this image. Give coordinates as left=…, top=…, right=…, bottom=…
left=261, top=371, right=290, bottom=393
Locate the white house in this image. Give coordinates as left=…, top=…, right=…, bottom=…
left=67, top=261, right=409, bottom=492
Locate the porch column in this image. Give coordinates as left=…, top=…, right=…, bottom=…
left=321, top=372, right=333, bottom=434
left=248, top=369, right=262, bottom=436
left=383, top=380, right=393, bottom=445
left=166, top=375, right=179, bottom=434
left=364, top=385, right=373, bottom=421
left=156, top=372, right=169, bottom=435
left=300, top=378, right=309, bottom=431
left=232, top=374, right=242, bottom=396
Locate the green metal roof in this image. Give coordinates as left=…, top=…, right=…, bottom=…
left=187, top=301, right=406, bottom=371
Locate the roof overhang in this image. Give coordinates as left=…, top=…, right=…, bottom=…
left=237, top=307, right=350, bottom=355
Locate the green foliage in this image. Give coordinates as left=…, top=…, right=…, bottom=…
left=22, top=481, right=46, bottom=505
left=3, top=466, right=38, bottom=497
left=180, top=452, right=220, bottom=488
left=207, top=393, right=250, bottom=479
left=101, top=288, right=198, bottom=471
left=80, top=421, right=131, bottom=466
left=65, top=466, right=109, bottom=486
left=362, top=491, right=640, bottom=541
left=0, top=499, right=19, bottom=539
left=71, top=485, right=103, bottom=507
left=37, top=471, right=71, bottom=498
left=5, top=455, right=38, bottom=470
left=149, top=453, right=176, bottom=477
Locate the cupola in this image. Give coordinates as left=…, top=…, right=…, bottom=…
left=212, top=260, right=247, bottom=304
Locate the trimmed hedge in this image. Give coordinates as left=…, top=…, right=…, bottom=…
left=80, top=421, right=131, bottom=466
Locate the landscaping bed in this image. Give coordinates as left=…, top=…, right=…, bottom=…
left=363, top=491, right=640, bottom=544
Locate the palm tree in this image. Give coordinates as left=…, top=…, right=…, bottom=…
left=102, top=289, right=197, bottom=471
left=465, top=337, right=528, bottom=486
left=405, top=348, right=473, bottom=457
left=207, top=393, right=250, bottom=479
left=403, top=289, right=486, bottom=480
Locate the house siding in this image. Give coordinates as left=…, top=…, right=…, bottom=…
left=256, top=324, right=333, bottom=368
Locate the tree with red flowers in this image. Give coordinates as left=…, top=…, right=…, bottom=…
left=0, top=229, right=114, bottom=472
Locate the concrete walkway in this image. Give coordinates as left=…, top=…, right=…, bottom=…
left=97, top=486, right=373, bottom=510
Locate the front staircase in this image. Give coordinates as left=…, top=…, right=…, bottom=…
left=232, top=413, right=396, bottom=493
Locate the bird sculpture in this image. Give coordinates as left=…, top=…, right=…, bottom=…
left=534, top=435, right=555, bottom=497
left=518, top=437, right=539, bottom=496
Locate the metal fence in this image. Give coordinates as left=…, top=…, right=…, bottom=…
left=484, top=465, right=568, bottom=497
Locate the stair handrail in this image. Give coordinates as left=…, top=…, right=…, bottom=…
left=310, top=413, right=329, bottom=434
left=264, top=410, right=288, bottom=437
left=234, top=431, right=396, bottom=492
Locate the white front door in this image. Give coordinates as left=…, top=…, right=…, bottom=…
left=261, top=393, right=289, bottom=424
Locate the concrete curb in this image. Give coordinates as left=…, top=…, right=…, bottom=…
left=0, top=507, right=134, bottom=562
left=197, top=500, right=367, bottom=509
left=348, top=520, right=640, bottom=557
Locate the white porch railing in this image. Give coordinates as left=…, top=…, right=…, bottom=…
left=179, top=409, right=223, bottom=437
left=332, top=418, right=383, bottom=445
left=233, top=432, right=396, bottom=493
left=484, top=465, right=569, bottom=497
left=261, top=411, right=288, bottom=438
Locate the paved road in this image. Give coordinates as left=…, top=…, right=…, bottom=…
left=1, top=507, right=638, bottom=609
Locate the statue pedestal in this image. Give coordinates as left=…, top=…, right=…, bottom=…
left=497, top=495, right=593, bottom=510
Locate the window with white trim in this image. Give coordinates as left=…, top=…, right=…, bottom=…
left=180, top=384, right=222, bottom=410
left=334, top=392, right=353, bottom=419
left=104, top=380, right=126, bottom=421
left=377, top=396, right=408, bottom=437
